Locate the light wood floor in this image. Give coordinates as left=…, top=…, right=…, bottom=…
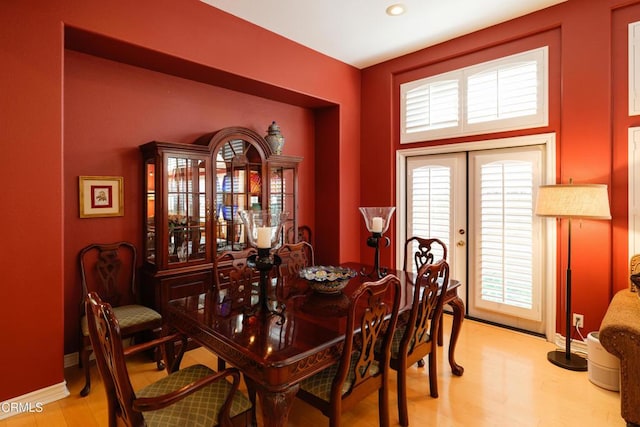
left=1, top=315, right=624, bottom=426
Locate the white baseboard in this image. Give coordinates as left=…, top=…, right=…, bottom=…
left=64, top=352, right=79, bottom=368
left=553, top=332, right=588, bottom=357
left=0, top=381, right=69, bottom=421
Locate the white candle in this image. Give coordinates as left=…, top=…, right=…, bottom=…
left=256, top=226, right=272, bottom=248
left=371, top=216, right=384, bottom=233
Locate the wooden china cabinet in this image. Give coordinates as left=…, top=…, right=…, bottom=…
left=140, top=126, right=301, bottom=313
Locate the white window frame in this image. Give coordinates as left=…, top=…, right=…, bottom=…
left=629, top=127, right=640, bottom=258
left=469, top=148, right=543, bottom=322
left=401, top=47, right=549, bottom=143
left=396, top=132, right=557, bottom=341
left=629, top=22, right=640, bottom=116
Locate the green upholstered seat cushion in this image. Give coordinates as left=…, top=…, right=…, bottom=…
left=81, top=304, right=161, bottom=336
left=137, top=364, right=252, bottom=427
left=389, top=325, right=431, bottom=359
left=299, top=352, right=380, bottom=402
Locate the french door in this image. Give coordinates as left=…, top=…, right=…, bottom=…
left=406, top=153, right=467, bottom=304
left=402, top=138, right=550, bottom=335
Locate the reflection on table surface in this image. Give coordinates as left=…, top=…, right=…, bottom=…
left=167, top=266, right=415, bottom=366
left=165, top=262, right=464, bottom=427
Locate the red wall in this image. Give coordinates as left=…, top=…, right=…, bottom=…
left=361, top=0, right=638, bottom=336
left=63, top=50, right=318, bottom=354
left=3, top=0, right=640, bottom=404
left=0, top=0, right=359, bottom=402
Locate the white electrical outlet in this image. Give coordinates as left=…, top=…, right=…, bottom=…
left=573, top=313, right=584, bottom=328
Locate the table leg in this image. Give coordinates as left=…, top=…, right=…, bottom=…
left=447, top=295, right=465, bottom=376
left=246, top=377, right=299, bottom=427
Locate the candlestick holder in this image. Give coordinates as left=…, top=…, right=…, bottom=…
left=240, top=210, right=288, bottom=323
left=359, top=207, right=395, bottom=279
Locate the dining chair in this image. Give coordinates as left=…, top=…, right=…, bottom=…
left=213, top=248, right=258, bottom=370
left=295, top=274, right=402, bottom=427
left=402, top=236, right=448, bottom=273
left=286, top=224, right=312, bottom=245
left=390, top=259, right=450, bottom=426
left=78, top=241, right=163, bottom=397
left=214, top=248, right=260, bottom=312
left=275, top=241, right=314, bottom=298
left=85, top=292, right=254, bottom=427
left=402, top=236, right=449, bottom=350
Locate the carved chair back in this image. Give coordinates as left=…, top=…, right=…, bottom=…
left=78, top=241, right=163, bottom=397
left=403, top=236, right=448, bottom=274
left=80, top=241, right=138, bottom=308
left=391, top=259, right=450, bottom=425
left=214, top=248, right=258, bottom=314
left=400, top=259, right=450, bottom=362
left=86, top=292, right=250, bottom=427
left=85, top=291, right=144, bottom=426
left=286, top=224, right=312, bottom=245
left=296, top=274, right=401, bottom=426
left=275, top=241, right=314, bottom=297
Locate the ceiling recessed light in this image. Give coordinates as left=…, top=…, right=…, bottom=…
left=386, top=3, right=406, bottom=16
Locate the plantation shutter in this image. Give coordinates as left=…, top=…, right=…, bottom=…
left=471, top=150, right=542, bottom=322
left=407, top=161, right=452, bottom=273
left=403, top=79, right=459, bottom=135
left=467, top=60, right=538, bottom=124
left=630, top=21, right=640, bottom=116
left=400, top=46, right=547, bottom=143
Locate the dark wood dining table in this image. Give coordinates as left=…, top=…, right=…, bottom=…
left=164, top=262, right=464, bottom=427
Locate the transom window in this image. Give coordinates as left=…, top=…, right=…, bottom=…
left=400, top=47, right=548, bottom=143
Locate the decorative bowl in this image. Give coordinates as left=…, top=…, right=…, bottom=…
left=299, top=265, right=357, bottom=294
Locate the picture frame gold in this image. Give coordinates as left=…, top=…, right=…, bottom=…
left=79, top=176, right=124, bottom=218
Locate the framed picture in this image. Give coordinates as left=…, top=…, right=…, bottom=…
left=79, top=176, right=124, bottom=218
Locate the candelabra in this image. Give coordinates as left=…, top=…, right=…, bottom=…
left=359, top=207, right=395, bottom=278
left=240, top=210, right=288, bottom=322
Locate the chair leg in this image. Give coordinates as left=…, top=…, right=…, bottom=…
left=79, top=347, right=91, bottom=397
left=437, top=312, right=444, bottom=346
left=154, top=347, right=165, bottom=370
left=428, top=352, right=439, bottom=398
left=379, top=381, right=390, bottom=427
left=151, top=329, right=165, bottom=370
left=218, top=358, right=226, bottom=371
left=329, top=406, right=341, bottom=427
left=397, top=364, right=409, bottom=427
left=243, top=376, right=258, bottom=427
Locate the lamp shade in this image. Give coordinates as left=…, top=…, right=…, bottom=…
left=359, top=207, right=395, bottom=234
left=535, top=184, right=611, bottom=219
left=239, top=210, right=288, bottom=249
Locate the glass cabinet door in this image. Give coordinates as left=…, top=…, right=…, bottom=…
left=269, top=164, right=297, bottom=243
left=144, top=160, right=156, bottom=263
left=166, top=155, right=209, bottom=265
left=214, top=140, right=262, bottom=253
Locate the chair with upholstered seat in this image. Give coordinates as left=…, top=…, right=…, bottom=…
left=403, top=236, right=449, bottom=349
left=214, top=248, right=259, bottom=315
left=286, top=224, right=312, bottom=245
left=213, top=248, right=259, bottom=371
left=85, top=292, right=253, bottom=427
left=78, top=241, right=163, bottom=397
left=275, top=241, right=314, bottom=298
left=402, top=236, right=447, bottom=273
left=295, top=274, right=402, bottom=427
left=390, top=259, right=450, bottom=426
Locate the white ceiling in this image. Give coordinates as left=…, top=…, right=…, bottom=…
left=200, top=0, right=566, bottom=69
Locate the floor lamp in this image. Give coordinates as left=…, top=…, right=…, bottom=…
left=535, top=182, right=611, bottom=371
